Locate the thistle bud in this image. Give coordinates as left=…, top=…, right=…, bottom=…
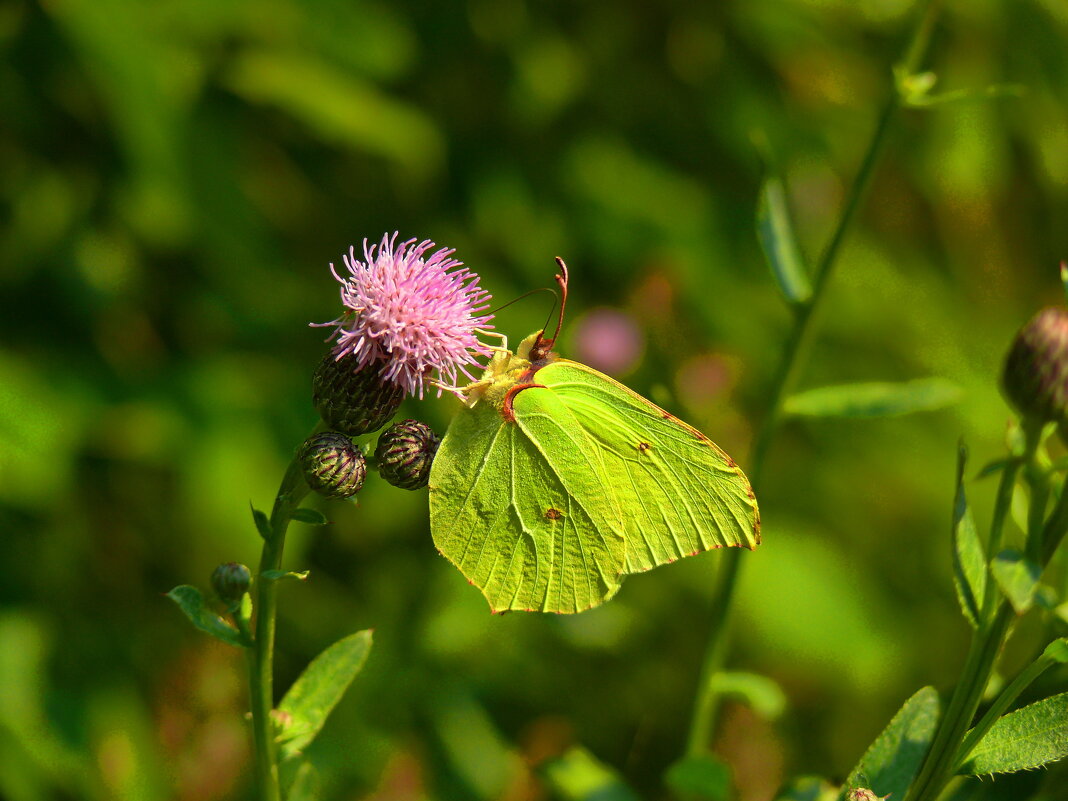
left=375, top=419, right=440, bottom=490
left=299, top=431, right=366, bottom=499
left=1002, top=307, right=1068, bottom=425
left=312, top=351, right=404, bottom=436
left=846, top=790, right=887, bottom=801
left=211, top=562, right=251, bottom=603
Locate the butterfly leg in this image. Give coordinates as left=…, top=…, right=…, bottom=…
left=476, top=328, right=509, bottom=355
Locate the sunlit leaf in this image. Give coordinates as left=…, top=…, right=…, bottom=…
left=262, top=570, right=310, bottom=583
left=664, top=754, right=730, bottom=801
left=990, top=550, right=1040, bottom=614
left=757, top=174, right=811, bottom=304
left=285, top=761, right=319, bottom=801
left=845, top=686, right=940, bottom=798
left=783, top=379, right=961, bottom=418
left=277, top=630, right=373, bottom=758
left=166, top=586, right=248, bottom=647
left=709, top=671, right=786, bottom=720
left=772, top=776, right=837, bottom=801
left=960, top=692, right=1068, bottom=775
left=538, top=747, right=641, bottom=801
left=952, top=445, right=986, bottom=629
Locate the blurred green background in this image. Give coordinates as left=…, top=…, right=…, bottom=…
left=3, top=0, right=1068, bottom=799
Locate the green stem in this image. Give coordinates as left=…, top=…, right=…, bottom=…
left=683, top=0, right=942, bottom=758
left=248, top=456, right=309, bottom=801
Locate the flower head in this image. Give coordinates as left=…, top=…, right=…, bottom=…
left=313, top=233, right=493, bottom=398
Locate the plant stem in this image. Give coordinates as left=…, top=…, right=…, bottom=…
left=683, top=0, right=943, bottom=758
left=248, top=456, right=309, bottom=801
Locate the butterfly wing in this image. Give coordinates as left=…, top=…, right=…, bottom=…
left=429, top=388, right=626, bottom=613
left=538, top=360, right=760, bottom=574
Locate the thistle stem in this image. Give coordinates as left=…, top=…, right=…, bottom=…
left=684, top=0, right=943, bottom=758
left=248, top=456, right=309, bottom=801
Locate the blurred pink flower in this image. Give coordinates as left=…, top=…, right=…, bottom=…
left=573, top=308, right=644, bottom=376
left=313, top=233, right=493, bottom=398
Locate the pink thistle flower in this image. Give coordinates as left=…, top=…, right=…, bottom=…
left=313, top=233, right=494, bottom=398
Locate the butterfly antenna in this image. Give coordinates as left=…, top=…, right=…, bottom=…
left=548, top=257, right=569, bottom=347
left=488, top=287, right=556, bottom=317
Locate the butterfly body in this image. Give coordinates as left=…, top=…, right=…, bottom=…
left=429, top=331, right=760, bottom=614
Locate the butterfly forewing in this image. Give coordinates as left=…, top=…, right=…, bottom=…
left=539, top=360, right=760, bottom=574
left=429, top=390, right=626, bottom=613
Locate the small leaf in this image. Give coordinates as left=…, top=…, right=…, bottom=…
left=772, top=776, right=837, bottom=801
left=166, top=586, right=249, bottom=647
left=291, top=508, right=329, bottom=525
left=976, top=458, right=1013, bottom=480
left=757, top=174, right=811, bottom=304
left=960, top=692, right=1068, bottom=775
left=991, top=550, right=1041, bottom=614
left=664, top=755, right=730, bottom=801
left=845, top=686, right=941, bottom=798
left=251, top=504, right=273, bottom=540
left=904, top=82, right=1025, bottom=109
left=709, top=671, right=786, bottom=720
left=783, top=379, right=961, bottom=419
left=537, top=747, right=641, bottom=801
left=952, top=445, right=987, bottom=630
left=262, top=569, right=310, bottom=582
left=277, top=629, right=373, bottom=757
left=285, top=761, right=320, bottom=801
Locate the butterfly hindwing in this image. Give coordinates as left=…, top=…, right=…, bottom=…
left=538, top=360, right=760, bottom=574
left=429, top=388, right=626, bottom=613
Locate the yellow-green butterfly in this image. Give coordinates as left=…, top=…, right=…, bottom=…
left=429, top=260, right=760, bottom=613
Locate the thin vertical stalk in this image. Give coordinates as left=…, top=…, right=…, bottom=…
left=684, top=0, right=943, bottom=757
left=248, top=457, right=308, bottom=801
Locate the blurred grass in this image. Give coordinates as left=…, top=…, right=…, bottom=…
left=2, top=0, right=1068, bottom=799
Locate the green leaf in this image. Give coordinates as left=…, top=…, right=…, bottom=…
left=537, top=747, right=641, bottom=801
left=285, top=761, right=319, bottom=801
left=975, top=458, right=1013, bottom=480
left=757, top=174, right=811, bottom=304
left=709, top=671, right=786, bottom=720
left=277, top=629, right=373, bottom=758
left=952, top=445, right=986, bottom=630
left=291, top=508, right=329, bottom=525
left=772, top=776, right=837, bottom=801
left=251, top=504, right=272, bottom=540
left=166, top=586, right=249, bottom=647
left=262, top=569, right=310, bottom=583
left=664, top=754, right=730, bottom=801
left=990, top=550, right=1041, bottom=614
left=960, top=692, right=1068, bottom=775
left=783, top=379, right=961, bottom=419
left=845, top=686, right=940, bottom=798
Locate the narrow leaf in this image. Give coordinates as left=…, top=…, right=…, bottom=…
left=251, top=504, right=272, bottom=540
left=773, top=776, right=837, bottom=801
left=960, top=692, right=1068, bottom=775
left=976, top=458, right=1013, bottom=480
left=991, top=549, right=1040, bottom=614
left=665, top=755, right=730, bottom=801
left=537, top=747, right=641, bottom=801
left=285, top=762, right=319, bottom=801
left=166, top=586, right=249, bottom=647
left=952, top=445, right=986, bottom=629
left=845, top=686, right=941, bottom=798
left=277, top=629, right=373, bottom=757
left=291, top=508, right=329, bottom=525
left=757, top=175, right=811, bottom=304
left=262, top=569, right=310, bottom=582
left=784, top=379, right=961, bottom=419
left=1045, top=638, right=1068, bottom=664
left=709, top=671, right=786, bottom=720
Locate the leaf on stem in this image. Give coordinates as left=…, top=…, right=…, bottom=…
left=952, top=445, right=987, bottom=629
left=990, top=549, right=1040, bottom=615
left=277, top=629, right=373, bottom=758
left=783, top=379, right=961, bottom=419
left=845, top=686, right=940, bottom=799
left=771, top=776, right=837, bottom=801
left=262, top=569, right=310, bottom=582
left=166, top=585, right=249, bottom=647
left=537, top=747, right=641, bottom=801
left=664, top=754, right=730, bottom=801
left=708, top=671, right=786, bottom=720
left=284, top=761, right=319, bottom=801
left=757, top=173, right=811, bottom=305
left=290, top=508, right=329, bottom=525
left=251, top=503, right=273, bottom=540
left=959, top=692, right=1068, bottom=775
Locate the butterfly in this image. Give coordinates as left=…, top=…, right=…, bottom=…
left=428, top=260, right=760, bottom=613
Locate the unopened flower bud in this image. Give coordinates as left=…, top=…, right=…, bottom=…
left=375, top=419, right=440, bottom=490
left=299, top=431, right=366, bottom=499
left=1002, top=307, right=1068, bottom=425
left=846, top=790, right=886, bottom=801
left=312, top=351, right=404, bottom=436
left=211, top=562, right=251, bottom=603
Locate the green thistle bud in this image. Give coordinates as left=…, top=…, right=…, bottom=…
left=375, top=419, right=440, bottom=490
left=299, top=431, right=367, bottom=499
left=1002, top=307, right=1068, bottom=425
left=312, top=351, right=404, bottom=436
left=211, top=562, right=251, bottom=603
